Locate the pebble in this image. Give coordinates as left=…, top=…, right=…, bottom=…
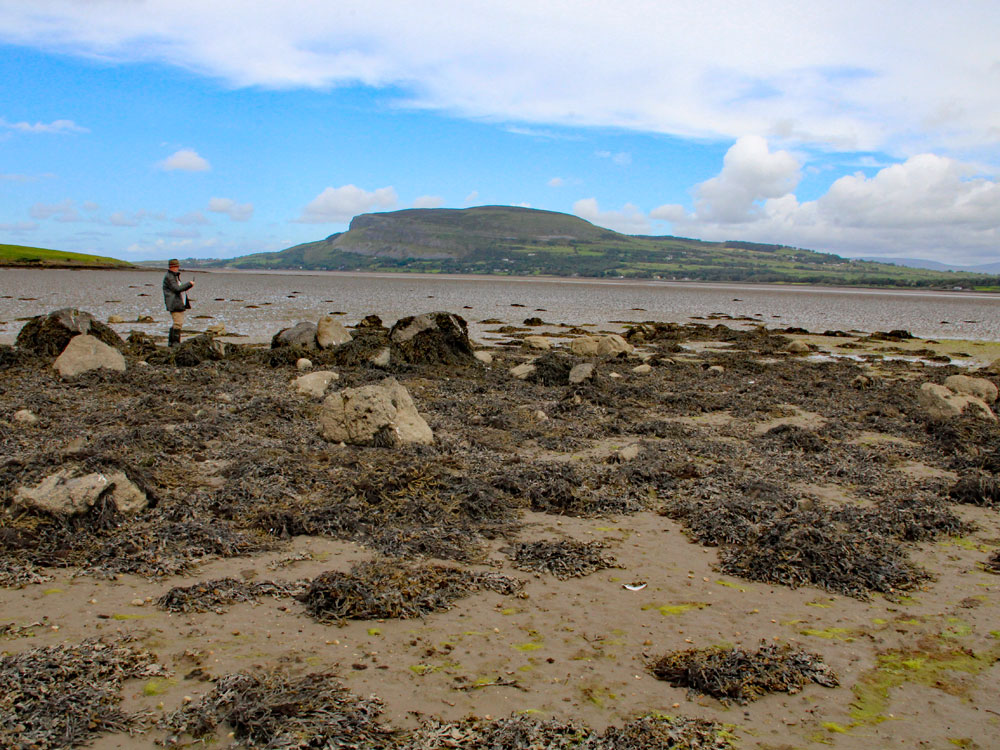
left=296, top=358, right=313, bottom=371
left=14, top=409, right=39, bottom=425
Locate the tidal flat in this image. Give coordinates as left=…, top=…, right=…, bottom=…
left=2, top=309, right=999, bottom=750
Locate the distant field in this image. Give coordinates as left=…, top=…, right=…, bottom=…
left=0, top=243, right=131, bottom=268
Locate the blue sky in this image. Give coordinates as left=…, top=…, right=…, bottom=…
left=1, top=1, right=998, bottom=264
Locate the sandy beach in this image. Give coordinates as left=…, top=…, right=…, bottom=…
left=2, top=309, right=999, bottom=749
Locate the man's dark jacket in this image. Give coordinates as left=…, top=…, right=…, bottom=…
left=163, top=270, right=193, bottom=313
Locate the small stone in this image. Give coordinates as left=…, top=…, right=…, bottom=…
left=131, top=598, right=145, bottom=606
left=786, top=340, right=811, bottom=354
left=474, top=350, right=493, bottom=365
left=708, top=365, right=725, bottom=374
left=371, top=348, right=391, bottom=367
left=617, top=444, right=641, bottom=461
left=523, top=335, right=551, bottom=351
left=510, top=363, right=536, bottom=380
left=13, top=409, right=39, bottom=425
left=107, top=315, right=125, bottom=324
left=296, top=357, right=313, bottom=371
left=569, top=363, right=594, bottom=384
left=632, top=363, right=652, bottom=374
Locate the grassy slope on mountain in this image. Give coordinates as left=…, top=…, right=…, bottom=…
left=0, top=243, right=132, bottom=268
left=224, top=206, right=999, bottom=289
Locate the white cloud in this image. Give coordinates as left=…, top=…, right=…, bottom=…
left=2, top=3, right=998, bottom=158
left=158, top=148, right=210, bottom=172
left=666, top=142, right=1000, bottom=264
left=159, top=228, right=202, bottom=239
left=463, top=190, right=480, bottom=205
left=649, top=204, right=686, bottom=222
left=692, top=135, right=800, bottom=223
left=208, top=197, right=254, bottom=221
left=573, top=198, right=650, bottom=235
left=412, top=195, right=444, bottom=209
left=596, top=150, right=632, bottom=167
left=296, top=184, right=397, bottom=223
left=0, top=171, right=56, bottom=182
left=0, top=117, right=88, bottom=134
left=0, top=221, right=38, bottom=231
left=81, top=201, right=100, bottom=212
left=30, top=199, right=82, bottom=222
left=175, top=210, right=210, bottom=225
left=547, top=177, right=564, bottom=188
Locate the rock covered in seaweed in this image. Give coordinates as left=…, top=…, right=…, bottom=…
left=271, top=321, right=318, bottom=349
left=16, top=308, right=125, bottom=357
left=318, top=376, right=433, bottom=445
left=388, top=311, right=475, bottom=365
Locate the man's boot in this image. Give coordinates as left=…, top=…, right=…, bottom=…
left=168, top=327, right=180, bottom=347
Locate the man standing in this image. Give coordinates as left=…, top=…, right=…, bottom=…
left=162, top=259, right=194, bottom=347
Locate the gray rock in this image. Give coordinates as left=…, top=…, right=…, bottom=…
left=54, top=334, right=126, bottom=379
left=474, top=350, right=494, bottom=365
left=293, top=370, right=339, bottom=398
left=296, top=357, right=313, bottom=371
left=570, top=334, right=632, bottom=356
left=271, top=321, right=318, bottom=349
left=319, top=377, right=433, bottom=446
left=569, top=363, right=595, bottom=384
left=944, top=374, right=998, bottom=404
left=317, top=316, right=352, bottom=348
left=786, top=340, right=811, bottom=354
left=632, top=363, right=652, bottom=374
left=523, top=335, right=551, bottom=351
left=918, top=382, right=996, bottom=421
left=510, top=363, right=536, bottom=380
left=14, top=469, right=148, bottom=516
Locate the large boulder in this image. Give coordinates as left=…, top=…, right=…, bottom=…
left=319, top=377, right=433, bottom=446
left=944, top=374, right=998, bottom=404
left=389, top=311, right=475, bottom=365
left=53, top=334, right=126, bottom=379
left=570, top=334, right=633, bottom=357
left=16, top=308, right=125, bottom=356
left=317, top=316, right=352, bottom=349
left=523, top=335, right=552, bottom=351
left=917, top=382, right=996, bottom=421
left=14, top=468, right=148, bottom=516
left=271, top=321, right=318, bottom=350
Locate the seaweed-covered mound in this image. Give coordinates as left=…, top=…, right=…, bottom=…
left=15, top=308, right=125, bottom=356
left=649, top=642, right=838, bottom=705
left=406, top=714, right=736, bottom=750
left=503, top=539, right=619, bottom=579
left=949, top=471, right=1000, bottom=508
left=300, top=559, right=523, bottom=622
left=0, top=635, right=167, bottom=750
left=389, top=311, right=475, bottom=365
left=491, top=462, right=648, bottom=517
left=162, top=671, right=394, bottom=749
left=156, top=577, right=309, bottom=613
left=984, top=550, right=1000, bottom=574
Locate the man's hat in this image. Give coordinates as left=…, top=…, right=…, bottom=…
left=168, top=258, right=180, bottom=268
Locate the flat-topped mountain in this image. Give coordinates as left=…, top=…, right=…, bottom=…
left=216, top=206, right=996, bottom=288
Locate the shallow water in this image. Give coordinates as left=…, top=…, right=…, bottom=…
left=1, top=267, right=999, bottom=344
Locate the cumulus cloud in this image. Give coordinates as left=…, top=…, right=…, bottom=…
left=296, top=184, right=397, bottom=223
left=0, top=117, right=88, bottom=134
left=412, top=195, right=444, bottom=209
left=208, top=197, right=254, bottom=221
left=692, top=135, right=800, bottom=223
left=158, top=148, right=210, bottom=172
left=30, top=199, right=82, bottom=222
left=1, top=3, right=997, bottom=157
left=664, top=141, right=1000, bottom=264
left=573, top=198, right=650, bottom=235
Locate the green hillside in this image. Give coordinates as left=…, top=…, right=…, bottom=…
left=0, top=243, right=131, bottom=268
left=222, top=206, right=999, bottom=290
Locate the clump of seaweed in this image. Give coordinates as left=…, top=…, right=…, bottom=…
left=983, top=550, right=1000, bottom=574
left=719, top=504, right=929, bottom=598
left=300, top=559, right=523, bottom=623
left=760, top=423, right=826, bottom=452
left=0, top=635, right=167, bottom=750
left=161, top=670, right=395, bottom=749
left=0, top=558, right=53, bottom=588
left=491, top=462, right=647, bottom=517
left=156, top=577, right=310, bottom=613
left=503, top=539, right=619, bottom=579
left=949, top=471, right=1000, bottom=508
left=649, top=642, right=838, bottom=705
left=405, top=713, right=735, bottom=750
left=527, top=351, right=575, bottom=386
left=662, top=480, right=798, bottom=547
